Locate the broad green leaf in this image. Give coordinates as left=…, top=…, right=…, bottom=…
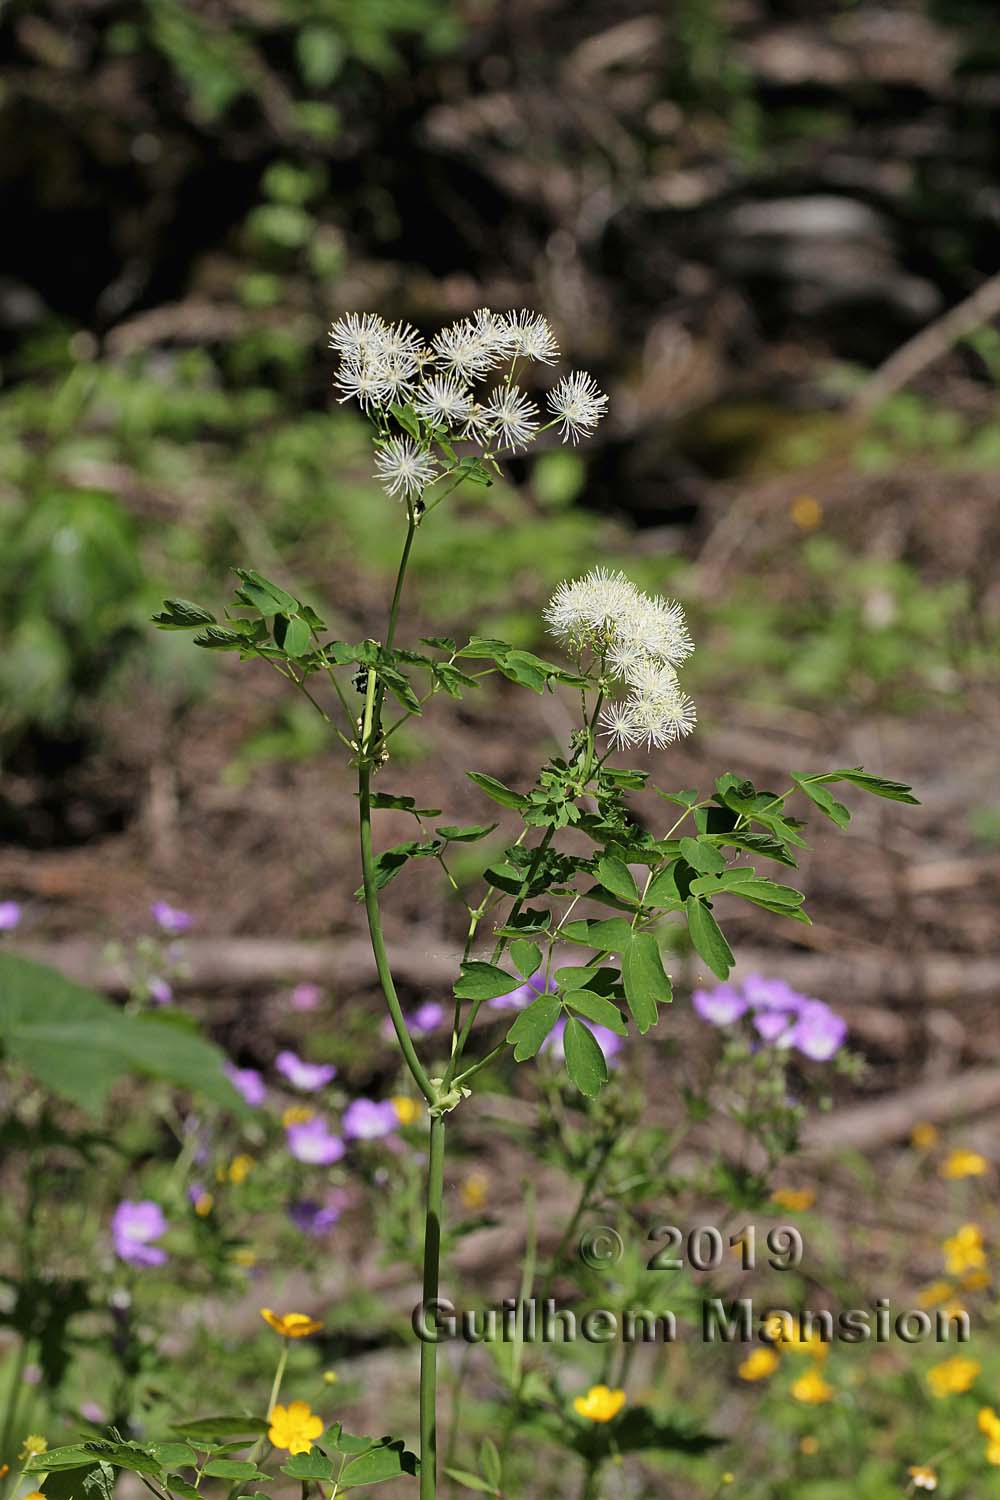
left=0, top=955, right=247, bottom=1116
left=25, top=1446, right=98, bottom=1472
left=678, top=837, right=727, bottom=875
left=192, top=625, right=245, bottom=651
left=716, top=876, right=804, bottom=906
left=171, top=1417, right=268, bottom=1441
left=369, top=793, right=442, bottom=816
left=281, top=616, right=311, bottom=658
left=711, top=831, right=798, bottom=867
left=380, top=667, right=422, bottom=715
left=146, top=1443, right=197, bottom=1471
left=166, top=1480, right=202, bottom=1500
left=651, top=786, right=699, bottom=807
left=152, top=599, right=216, bottom=630
left=202, top=1460, right=268, bottom=1480
left=340, top=1439, right=419, bottom=1488
left=494, top=651, right=547, bottom=693
left=560, top=917, right=634, bottom=952
left=791, top=774, right=851, bottom=828
left=356, top=840, right=442, bottom=896
left=389, top=402, right=421, bottom=440
left=79, top=1443, right=163, bottom=1478
left=596, top=856, right=638, bottom=904
left=280, top=1453, right=336, bottom=1480
left=509, top=939, right=542, bottom=978
left=506, top=995, right=561, bottom=1060
left=644, top=863, right=684, bottom=905
left=454, top=962, right=520, bottom=1001
left=686, top=897, right=734, bottom=980
left=466, top=771, right=528, bottom=810
left=456, top=637, right=512, bottom=659
left=621, top=932, right=670, bottom=1032
left=496, top=908, right=550, bottom=936
left=233, top=567, right=298, bottom=616
left=563, top=1017, right=608, bottom=1098
left=563, top=989, right=628, bottom=1036
left=811, top=768, right=919, bottom=804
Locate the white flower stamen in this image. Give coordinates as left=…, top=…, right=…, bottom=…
left=547, top=371, right=609, bottom=443
left=482, top=385, right=540, bottom=451
left=373, top=437, right=438, bottom=500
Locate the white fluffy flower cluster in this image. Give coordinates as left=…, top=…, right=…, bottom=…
left=328, top=308, right=608, bottom=498
left=544, top=568, right=696, bottom=751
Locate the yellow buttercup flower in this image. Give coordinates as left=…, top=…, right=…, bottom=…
left=762, top=1314, right=827, bottom=1360
left=229, top=1154, right=254, bottom=1185
left=926, top=1355, right=980, bottom=1398
left=231, top=1247, right=256, bottom=1267
left=942, top=1224, right=986, bottom=1276
left=194, top=1192, right=214, bottom=1217
left=908, top=1465, right=938, bottom=1490
left=267, top=1400, right=324, bottom=1455
left=738, top=1347, right=779, bottom=1381
left=282, top=1105, right=316, bottom=1127
left=799, top=1436, right=819, bottom=1456
left=19, top=1437, right=47, bottom=1461
left=572, top=1385, right=626, bottom=1423
left=917, top=1280, right=953, bottom=1309
left=791, top=1367, right=833, bottom=1405
left=24, top=1492, right=46, bottom=1499
left=761, top=1311, right=795, bottom=1345
left=392, top=1096, right=421, bottom=1125
left=911, top=1121, right=939, bottom=1151
left=770, top=1187, right=816, bottom=1212
left=940, top=1149, right=989, bottom=1180
left=260, top=1308, right=323, bottom=1339
left=980, top=1407, right=1000, bottom=1465
left=459, top=1172, right=489, bottom=1211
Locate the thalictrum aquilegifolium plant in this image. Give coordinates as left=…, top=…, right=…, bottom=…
left=144, top=307, right=919, bottom=1499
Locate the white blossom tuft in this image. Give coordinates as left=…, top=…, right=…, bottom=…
left=503, top=310, right=560, bottom=365
left=546, top=371, right=609, bottom=443
left=545, top=567, right=697, bottom=754
left=482, top=385, right=540, bottom=451
left=413, top=374, right=474, bottom=429
left=373, top=437, right=439, bottom=500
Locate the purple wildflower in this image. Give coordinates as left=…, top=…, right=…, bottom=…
left=275, top=1049, right=336, bottom=1092
left=150, top=901, right=194, bottom=934
left=752, top=1008, right=797, bottom=1046
left=147, top=977, right=173, bottom=1006
left=0, top=901, right=22, bottom=931
left=287, top=1193, right=345, bottom=1236
left=489, top=971, right=558, bottom=1012
left=22, top=1365, right=41, bottom=1386
left=111, top=1200, right=168, bottom=1267
left=80, top=1402, right=105, bottom=1425
left=286, top=1117, right=345, bottom=1165
left=290, top=983, right=322, bottom=1012
left=224, top=1063, right=266, bottom=1107
left=542, top=1018, right=623, bottom=1065
left=692, top=984, right=748, bottom=1026
left=790, top=1000, right=847, bottom=1061
left=342, top=1097, right=399, bottom=1142
left=411, top=1001, right=444, bottom=1034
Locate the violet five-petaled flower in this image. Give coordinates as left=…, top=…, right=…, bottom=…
left=150, top=901, right=194, bottom=934
left=111, top=1200, right=169, bottom=1266
left=286, top=1117, right=345, bottom=1165
left=692, top=974, right=846, bottom=1061
left=489, top=971, right=558, bottom=1012
left=275, top=1049, right=336, bottom=1091
left=0, top=900, right=22, bottom=931
left=342, top=1097, right=399, bottom=1142
left=224, top=1063, right=267, bottom=1107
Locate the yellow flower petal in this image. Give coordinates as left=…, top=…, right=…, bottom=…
left=926, top=1355, right=980, bottom=1398
left=260, top=1308, right=323, bottom=1338
left=738, top=1348, right=779, bottom=1381
left=572, top=1385, right=626, bottom=1422
left=790, top=1367, right=833, bottom=1405
left=940, top=1149, right=989, bottom=1180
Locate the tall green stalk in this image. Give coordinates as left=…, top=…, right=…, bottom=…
left=419, top=1115, right=445, bottom=1499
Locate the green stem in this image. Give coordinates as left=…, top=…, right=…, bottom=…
left=579, top=1459, right=603, bottom=1500
left=540, top=1136, right=615, bottom=1302
left=266, top=1343, right=289, bottom=1417
left=358, top=761, right=434, bottom=1104
left=419, top=1115, right=446, bottom=1500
